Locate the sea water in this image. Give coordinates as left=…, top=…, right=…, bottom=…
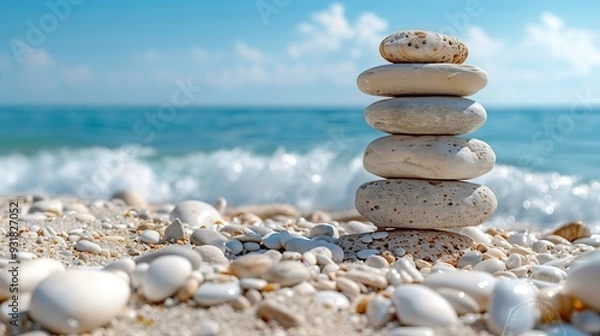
left=1, top=105, right=599, bottom=230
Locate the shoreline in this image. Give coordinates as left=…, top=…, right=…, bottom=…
left=0, top=193, right=599, bottom=335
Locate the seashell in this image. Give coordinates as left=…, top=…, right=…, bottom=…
left=551, top=221, right=591, bottom=242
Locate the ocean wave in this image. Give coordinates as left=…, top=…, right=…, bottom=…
left=1, top=146, right=599, bottom=229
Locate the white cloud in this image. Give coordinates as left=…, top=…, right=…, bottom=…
left=464, top=26, right=503, bottom=60
left=234, top=41, right=268, bottom=63
left=23, top=49, right=54, bottom=68
left=464, top=12, right=600, bottom=85
left=287, top=3, right=386, bottom=59
left=61, top=65, right=95, bottom=85
left=354, top=12, right=388, bottom=47
left=524, top=12, right=600, bottom=74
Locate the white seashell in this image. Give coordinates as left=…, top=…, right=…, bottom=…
left=391, top=284, right=458, bottom=327
left=28, top=270, right=130, bottom=334
left=486, top=279, right=537, bottom=336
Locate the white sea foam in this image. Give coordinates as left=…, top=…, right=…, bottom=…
left=1, top=146, right=599, bottom=230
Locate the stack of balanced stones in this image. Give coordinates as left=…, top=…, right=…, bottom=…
left=355, top=30, right=497, bottom=234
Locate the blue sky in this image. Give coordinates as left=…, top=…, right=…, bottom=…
left=1, top=1, right=600, bottom=106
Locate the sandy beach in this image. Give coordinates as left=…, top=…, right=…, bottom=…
left=1, top=192, right=599, bottom=336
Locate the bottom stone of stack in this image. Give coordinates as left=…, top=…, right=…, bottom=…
left=355, top=179, right=497, bottom=229
left=336, top=229, right=476, bottom=264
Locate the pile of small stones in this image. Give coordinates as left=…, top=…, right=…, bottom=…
left=1, top=190, right=600, bottom=335
left=355, top=30, right=497, bottom=238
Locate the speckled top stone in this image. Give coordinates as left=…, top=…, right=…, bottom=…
left=379, top=30, right=468, bottom=64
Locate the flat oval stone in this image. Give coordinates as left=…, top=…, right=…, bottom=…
left=139, top=230, right=161, bottom=244
left=194, top=281, right=241, bottom=307
left=28, top=270, right=130, bottom=334
left=566, top=255, right=600, bottom=311
left=365, top=97, right=486, bottom=135
left=486, top=279, right=537, bottom=335
left=73, top=240, right=101, bottom=253
left=379, top=30, right=468, bottom=64
left=423, top=270, right=496, bottom=310
left=229, top=254, right=274, bottom=279
left=195, top=245, right=228, bottom=264
left=337, top=229, right=476, bottom=264
left=190, top=228, right=227, bottom=247
left=357, top=64, right=487, bottom=97
left=141, top=256, right=192, bottom=302
left=391, top=284, right=458, bottom=327
left=355, top=179, right=497, bottom=229
left=364, top=136, right=495, bottom=180
left=170, top=200, right=222, bottom=227
left=263, top=261, right=310, bottom=287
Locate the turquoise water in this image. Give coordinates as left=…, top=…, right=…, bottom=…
left=1, top=105, right=599, bottom=229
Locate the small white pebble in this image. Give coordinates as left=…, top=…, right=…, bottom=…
left=140, top=230, right=161, bottom=244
